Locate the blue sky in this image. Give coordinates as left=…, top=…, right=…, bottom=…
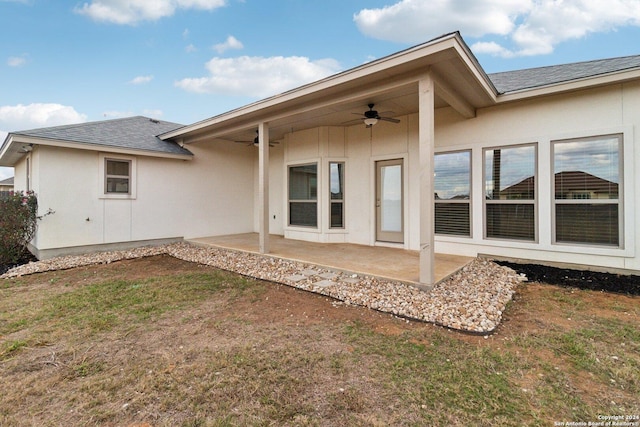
left=2, top=0, right=640, bottom=180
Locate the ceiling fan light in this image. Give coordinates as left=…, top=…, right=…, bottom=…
left=364, top=118, right=378, bottom=126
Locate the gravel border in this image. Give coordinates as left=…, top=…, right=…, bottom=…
left=1, top=242, right=525, bottom=334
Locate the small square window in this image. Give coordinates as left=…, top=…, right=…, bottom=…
left=105, top=159, right=131, bottom=194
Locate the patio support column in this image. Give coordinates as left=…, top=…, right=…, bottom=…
left=418, top=73, right=435, bottom=286
left=258, top=122, right=270, bottom=254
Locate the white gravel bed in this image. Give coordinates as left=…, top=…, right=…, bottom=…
left=1, top=242, right=525, bottom=334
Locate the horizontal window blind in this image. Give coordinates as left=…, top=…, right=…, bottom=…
left=434, top=151, right=471, bottom=236
left=553, top=135, right=621, bottom=246
left=289, top=164, right=317, bottom=227
left=484, top=145, right=536, bottom=241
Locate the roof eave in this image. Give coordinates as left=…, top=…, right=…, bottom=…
left=0, top=134, right=193, bottom=166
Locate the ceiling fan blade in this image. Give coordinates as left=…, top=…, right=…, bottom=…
left=341, top=118, right=364, bottom=125
left=379, top=117, right=401, bottom=123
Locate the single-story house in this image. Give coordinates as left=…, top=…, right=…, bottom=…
left=0, top=176, right=14, bottom=193
left=1, top=32, right=639, bottom=286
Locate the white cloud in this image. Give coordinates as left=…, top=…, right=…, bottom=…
left=0, top=104, right=86, bottom=180
left=175, top=55, right=342, bottom=98
left=74, top=0, right=226, bottom=25
left=0, top=166, right=13, bottom=181
left=354, top=0, right=528, bottom=41
left=0, top=103, right=87, bottom=132
left=213, top=35, right=243, bottom=54
left=7, top=55, right=28, bottom=67
left=142, top=109, right=164, bottom=118
left=354, top=0, right=640, bottom=57
left=185, top=43, right=197, bottom=53
left=129, top=75, right=154, bottom=84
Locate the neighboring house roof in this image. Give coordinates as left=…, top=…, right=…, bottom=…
left=0, top=177, right=14, bottom=186
left=554, top=170, right=619, bottom=195
left=0, top=116, right=192, bottom=167
left=489, top=55, right=640, bottom=94
left=499, top=171, right=618, bottom=198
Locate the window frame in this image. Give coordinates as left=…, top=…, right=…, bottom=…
left=26, top=156, right=31, bottom=192
left=288, top=162, right=318, bottom=228
left=434, top=149, right=472, bottom=237
left=329, top=161, right=345, bottom=229
left=551, top=133, right=623, bottom=248
left=483, top=143, right=538, bottom=242
left=99, top=154, right=136, bottom=199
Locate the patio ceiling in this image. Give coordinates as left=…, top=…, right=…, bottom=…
left=161, top=32, right=498, bottom=146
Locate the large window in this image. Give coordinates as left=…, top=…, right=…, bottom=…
left=553, top=134, right=622, bottom=246
left=434, top=151, right=471, bottom=236
left=329, top=162, right=344, bottom=228
left=484, top=144, right=536, bottom=241
left=289, top=163, right=317, bottom=227
left=105, top=158, right=131, bottom=194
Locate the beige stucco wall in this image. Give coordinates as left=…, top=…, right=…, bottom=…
left=30, top=140, right=255, bottom=255
left=433, top=82, right=638, bottom=272
left=17, top=80, right=640, bottom=273
left=275, top=81, right=639, bottom=273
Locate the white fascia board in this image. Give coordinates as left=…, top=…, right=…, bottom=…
left=496, top=69, right=640, bottom=104
left=8, top=135, right=193, bottom=161
left=451, top=41, right=499, bottom=100
left=0, top=134, right=14, bottom=160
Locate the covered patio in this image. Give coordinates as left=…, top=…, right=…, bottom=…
left=161, top=33, right=497, bottom=288
left=187, top=233, right=473, bottom=286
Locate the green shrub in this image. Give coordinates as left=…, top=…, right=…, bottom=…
left=0, top=191, right=38, bottom=268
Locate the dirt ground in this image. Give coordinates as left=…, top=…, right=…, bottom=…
left=7, top=254, right=611, bottom=339
left=2, top=255, right=639, bottom=426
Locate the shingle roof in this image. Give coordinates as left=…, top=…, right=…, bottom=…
left=489, top=55, right=640, bottom=94
left=0, top=177, right=14, bottom=185
left=11, top=116, right=191, bottom=156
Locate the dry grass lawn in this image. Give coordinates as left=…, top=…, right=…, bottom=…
left=1, top=255, right=639, bottom=426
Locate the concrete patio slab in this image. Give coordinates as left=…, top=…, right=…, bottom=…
left=187, top=233, right=473, bottom=285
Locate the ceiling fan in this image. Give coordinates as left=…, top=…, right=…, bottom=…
left=349, top=103, right=400, bottom=127
left=234, top=130, right=279, bottom=147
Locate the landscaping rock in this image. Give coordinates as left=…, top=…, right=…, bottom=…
left=1, top=242, right=526, bottom=334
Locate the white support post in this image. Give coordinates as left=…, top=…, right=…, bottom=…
left=419, top=74, right=435, bottom=286
left=258, top=122, right=270, bottom=254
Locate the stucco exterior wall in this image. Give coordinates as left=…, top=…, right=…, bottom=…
left=15, top=80, right=640, bottom=274
left=29, top=140, right=255, bottom=256
left=272, top=82, right=639, bottom=273
left=432, top=82, right=638, bottom=272
left=282, top=127, right=349, bottom=243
